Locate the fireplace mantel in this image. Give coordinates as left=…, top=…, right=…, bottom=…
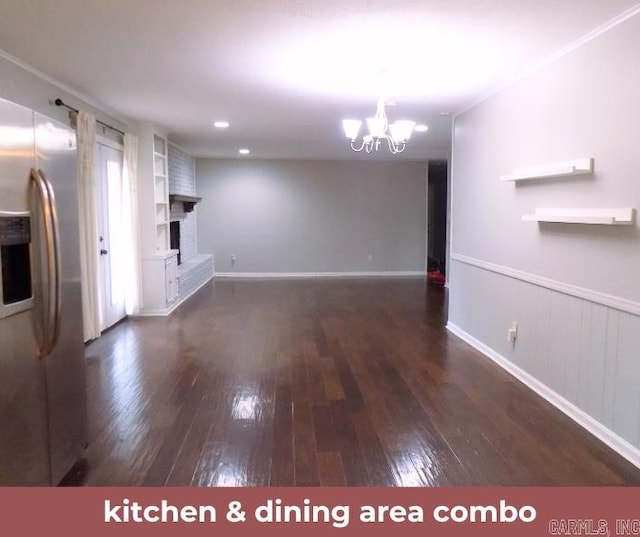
left=169, top=194, right=202, bottom=213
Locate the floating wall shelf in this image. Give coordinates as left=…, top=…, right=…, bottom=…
left=522, top=208, right=635, bottom=225
left=501, top=158, right=594, bottom=182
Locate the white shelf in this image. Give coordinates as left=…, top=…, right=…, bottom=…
left=501, top=158, right=593, bottom=182
left=152, top=133, right=170, bottom=251
left=153, top=135, right=166, bottom=155
left=522, top=208, right=635, bottom=225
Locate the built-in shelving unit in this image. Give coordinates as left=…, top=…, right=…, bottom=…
left=522, top=208, right=635, bottom=225
left=137, top=126, right=183, bottom=316
left=501, top=158, right=594, bottom=182
left=153, top=134, right=169, bottom=251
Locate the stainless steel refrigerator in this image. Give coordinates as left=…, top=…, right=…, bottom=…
left=0, top=96, right=88, bottom=485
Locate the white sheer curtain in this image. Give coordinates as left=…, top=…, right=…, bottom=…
left=76, top=111, right=102, bottom=341
left=122, top=134, right=142, bottom=314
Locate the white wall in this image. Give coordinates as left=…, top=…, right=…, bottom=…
left=0, top=52, right=126, bottom=135
left=196, top=159, right=427, bottom=274
left=449, top=13, right=640, bottom=463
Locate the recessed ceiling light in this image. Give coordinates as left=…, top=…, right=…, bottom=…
left=238, top=148, right=250, bottom=155
left=439, top=112, right=451, bottom=116
left=214, top=121, right=230, bottom=128
left=414, top=124, right=429, bottom=133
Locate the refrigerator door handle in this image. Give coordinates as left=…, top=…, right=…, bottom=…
left=30, top=168, right=62, bottom=356
left=40, top=169, right=62, bottom=354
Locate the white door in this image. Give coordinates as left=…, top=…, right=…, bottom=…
left=96, top=142, right=126, bottom=330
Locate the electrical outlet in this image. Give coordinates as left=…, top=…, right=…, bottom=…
left=507, top=321, right=518, bottom=343
left=230, top=255, right=237, bottom=266
left=367, top=254, right=373, bottom=262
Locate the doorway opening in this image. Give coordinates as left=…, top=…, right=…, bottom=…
left=427, top=160, right=448, bottom=283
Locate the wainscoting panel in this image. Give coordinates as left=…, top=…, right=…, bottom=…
left=448, top=257, right=640, bottom=464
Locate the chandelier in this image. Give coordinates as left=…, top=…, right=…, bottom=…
left=342, top=100, right=418, bottom=154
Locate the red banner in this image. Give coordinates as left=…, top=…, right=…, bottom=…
left=2, top=487, right=639, bottom=535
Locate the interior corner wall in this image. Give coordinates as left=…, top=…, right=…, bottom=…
left=196, top=158, right=427, bottom=274
left=448, top=13, right=640, bottom=460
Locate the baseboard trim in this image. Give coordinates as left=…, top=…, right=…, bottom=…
left=446, top=321, right=640, bottom=469
left=131, top=306, right=178, bottom=318
left=132, top=275, right=213, bottom=317
left=214, top=271, right=425, bottom=279
left=451, top=253, right=640, bottom=317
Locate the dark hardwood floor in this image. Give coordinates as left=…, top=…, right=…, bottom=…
left=62, top=277, right=640, bottom=486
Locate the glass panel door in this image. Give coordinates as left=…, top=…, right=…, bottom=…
left=96, top=142, right=126, bottom=330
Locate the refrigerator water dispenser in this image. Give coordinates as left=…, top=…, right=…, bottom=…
left=0, top=212, right=33, bottom=319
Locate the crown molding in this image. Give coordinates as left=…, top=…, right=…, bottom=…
left=455, top=4, right=640, bottom=117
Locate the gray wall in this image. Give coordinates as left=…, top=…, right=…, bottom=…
left=196, top=159, right=427, bottom=274
left=449, top=13, right=640, bottom=459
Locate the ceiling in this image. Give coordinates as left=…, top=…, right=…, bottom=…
left=0, top=0, right=638, bottom=160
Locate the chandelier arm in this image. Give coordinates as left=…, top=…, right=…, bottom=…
left=349, top=139, right=367, bottom=152
left=389, top=136, right=408, bottom=154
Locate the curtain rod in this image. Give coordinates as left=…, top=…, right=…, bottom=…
left=54, top=98, right=125, bottom=137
